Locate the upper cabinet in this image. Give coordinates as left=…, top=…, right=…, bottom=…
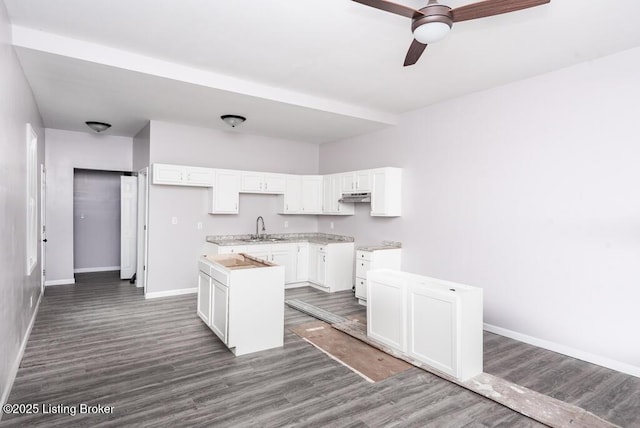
left=371, top=167, right=402, bottom=217
left=152, top=163, right=214, bottom=187
left=240, top=171, right=286, bottom=194
left=341, top=169, right=372, bottom=193
left=323, top=174, right=354, bottom=215
left=278, top=175, right=323, bottom=214
left=152, top=163, right=401, bottom=217
left=209, top=169, right=240, bottom=214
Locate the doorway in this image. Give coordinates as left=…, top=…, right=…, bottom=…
left=72, top=169, right=133, bottom=278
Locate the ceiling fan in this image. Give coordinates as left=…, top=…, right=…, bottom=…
left=352, top=0, right=550, bottom=66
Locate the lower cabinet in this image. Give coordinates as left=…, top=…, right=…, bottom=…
left=211, top=279, right=229, bottom=343
left=307, top=242, right=354, bottom=292
left=367, top=269, right=483, bottom=381
left=197, top=271, right=212, bottom=325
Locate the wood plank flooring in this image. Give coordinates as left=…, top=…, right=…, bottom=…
left=1, top=272, right=638, bottom=427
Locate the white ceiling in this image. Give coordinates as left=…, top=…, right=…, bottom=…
left=5, top=0, right=640, bottom=143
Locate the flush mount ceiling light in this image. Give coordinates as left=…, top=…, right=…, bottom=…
left=85, top=121, right=111, bottom=133
left=221, top=115, right=246, bottom=128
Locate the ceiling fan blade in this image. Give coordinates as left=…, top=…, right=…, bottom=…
left=404, top=39, right=427, bottom=66
left=451, top=0, right=549, bottom=23
left=352, top=0, right=424, bottom=19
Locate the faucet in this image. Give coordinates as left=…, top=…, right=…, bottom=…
left=256, top=216, right=266, bottom=239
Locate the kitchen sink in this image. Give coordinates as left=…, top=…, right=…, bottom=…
left=240, top=237, right=287, bottom=243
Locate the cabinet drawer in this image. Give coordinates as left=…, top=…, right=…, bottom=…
left=210, top=264, right=229, bottom=286
left=356, top=250, right=372, bottom=261
left=198, top=260, right=212, bottom=275
left=356, top=259, right=371, bottom=278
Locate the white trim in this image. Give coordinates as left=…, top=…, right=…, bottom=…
left=145, top=288, right=197, bottom=299
left=73, top=266, right=120, bottom=273
left=44, top=278, right=75, bottom=286
left=484, top=323, right=640, bottom=379
left=1, top=292, right=42, bottom=412
left=285, top=281, right=313, bottom=290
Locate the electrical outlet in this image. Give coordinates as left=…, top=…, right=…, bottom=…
left=197, top=222, right=203, bottom=230
left=171, top=216, right=178, bottom=225
left=284, top=221, right=289, bottom=228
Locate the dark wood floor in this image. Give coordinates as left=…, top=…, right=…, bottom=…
left=2, top=272, right=638, bottom=427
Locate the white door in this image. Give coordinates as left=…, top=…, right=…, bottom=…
left=136, top=168, right=149, bottom=289
left=120, top=176, right=137, bottom=279
left=40, top=164, right=46, bottom=292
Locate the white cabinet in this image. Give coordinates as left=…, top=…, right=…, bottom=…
left=367, top=269, right=483, bottom=381
left=152, top=163, right=214, bottom=187
left=278, top=175, right=322, bottom=214
left=278, top=175, right=302, bottom=214
left=367, top=270, right=407, bottom=351
left=240, top=171, right=286, bottom=194
left=322, top=174, right=354, bottom=215
left=197, top=271, right=212, bottom=325
left=370, top=167, right=402, bottom=217
left=295, top=243, right=309, bottom=282
left=355, top=247, right=401, bottom=304
left=271, top=245, right=297, bottom=284
left=198, top=254, right=285, bottom=356
left=301, top=176, right=323, bottom=214
left=307, top=242, right=354, bottom=292
left=341, top=170, right=372, bottom=193
left=211, top=279, right=229, bottom=343
left=209, top=169, right=240, bottom=214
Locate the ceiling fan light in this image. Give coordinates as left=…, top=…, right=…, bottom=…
left=413, top=21, right=451, bottom=44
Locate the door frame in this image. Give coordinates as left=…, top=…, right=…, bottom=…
left=40, top=163, right=46, bottom=293
left=136, top=167, right=149, bottom=293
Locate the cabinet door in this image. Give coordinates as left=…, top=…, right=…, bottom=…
left=367, top=272, right=406, bottom=351
left=322, top=175, right=335, bottom=214
left=407, top=283, right=457, bottom=376
left=296, top=243, right=309, bottom=281
left=282, top=176, right=302, bottom=213
left=271, top=245, right=296, bottom=284
left=197, top=272, right=212, bottom=325
left=340, top=172, right=356, bottom=192
left=371, top=167, right=402, bottom=217
left=316, top=250, right=327, bottom=286
left=211, top=170, right=240, bottom=214
left=301, top=176, right=322, bottom=214
left=153, top=164, right=184, bottom=185
left=240, top=171, right=264, bottom=192
left=211, top=280, right=229, bottom=344
left=308, top=244, right=318, bottom=283
left=245, top=244, right=271, bottom=262
left=263, top=173, right=286, bottom=194
left=355, top=170, right=372, bottom=191
left=185, top=166, right=214, bottom=186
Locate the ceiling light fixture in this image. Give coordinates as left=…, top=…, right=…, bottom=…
left=411, top=3, right=453, bottom=45
left=221, top=115, right=246, bottom=128
left=85, top=121, right=111, bottom=133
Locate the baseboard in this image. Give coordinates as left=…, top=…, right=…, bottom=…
left=145, top=288, right=197, bottom=299
left=44, top=278, right=75, bottom=286
left=73, top=266, right=120, bottom=273
left=285, top=281, right=312, bottom=290
left=484, top=323, right=640, bottom=379
left=1, top=292, right=42, bottom=414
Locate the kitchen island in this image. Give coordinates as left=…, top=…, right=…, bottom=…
left=198, top=253, right=285, bottom=356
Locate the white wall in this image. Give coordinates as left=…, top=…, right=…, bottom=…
left=146, top=120, right=320, bottom=293
left=0, top=1, right=45, bottom=407
left=73, top=170, right=123, bottom=272
left=45, top=129, right=132, bottom=283
left=132, top=122, right=150, bottom=173
left=318, top=47, right=640, bottom=375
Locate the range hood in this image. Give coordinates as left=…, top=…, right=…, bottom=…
left=339, top=192, right=371, bottom=203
